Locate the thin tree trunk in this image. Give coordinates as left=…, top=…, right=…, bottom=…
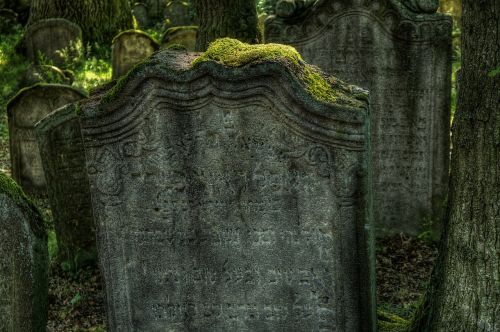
left=410, top=0, right=500, bottom=331
left=192, top=0, right=259, bottom=51
left=28, top=0, right=132, bottom=44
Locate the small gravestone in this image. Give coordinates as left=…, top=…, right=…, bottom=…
left=161, top=26, right=197, bottom=51
left=0, top=172, right=48, bottom=331
left=164, top=0, right=194, bottom=28
left=80, top=43, right=376, bottom=331
left=132, top=2, right=151, bottom=28
left=7, top=84, right=86, bottom=196
left=25, top=18, right=82, bottom=67
left=266, top=0, right=452, bottom=236
left=111, top=30, right=160, bottom=80
left=36, top=103, right=96, bottom=269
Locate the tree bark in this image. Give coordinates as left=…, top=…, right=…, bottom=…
left=28, top=0, right=132, bottom=44
left=410, top=0, right=500, bottom=331
left=192, top=0, right=260, bottom=51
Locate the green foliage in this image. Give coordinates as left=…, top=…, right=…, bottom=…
left=257, top=0, right=277, bottom=15
left=488, top=67, right=500, bottom=78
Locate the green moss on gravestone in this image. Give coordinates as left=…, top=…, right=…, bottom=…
left=192, top=38, right=343, bottom=104
left=378, top=310, right=410, bottom=332
left=163, top=25, right=198, bottom=37
left=0, top=172, right=45, bottom=236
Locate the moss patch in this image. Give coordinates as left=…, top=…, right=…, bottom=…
left=166, top=44, right=187, bottom=51
left=192, top=38, right=346, bottom=105
left=378, top=310, right=410, bottom=332
left=0, top=172, right=45, bottom=236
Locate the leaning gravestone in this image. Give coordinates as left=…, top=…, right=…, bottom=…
left=111, top=30, right=160, bottom=80
left=79, top=42, right=376, bottom=331
left=7, top=84, right=86, bottom=196
left=161, top=26, right=197, bottom=51
left=36, top=103, right=97, bottom=269
left=266, top=0, right=452, bottom=236
left=0, top=172, right=48, bottom=331
left=25, top=18, right=82, bottom=67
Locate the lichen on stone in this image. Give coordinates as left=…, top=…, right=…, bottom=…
left=163, top=25, right=198, bottom=36
left=192, top=38, right=362, bottom=106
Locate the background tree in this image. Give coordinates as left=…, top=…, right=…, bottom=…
left=28, top=0, right=132, bottom=44
left=192, top=0, right=260, bottom=51
left=410, top=0, right=500, bottom=331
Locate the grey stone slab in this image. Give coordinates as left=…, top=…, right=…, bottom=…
left=266, top=0, right=452, bottom=236
left=7, top=84, right=86, bottom=196
left=25, top=18, right=82, bottom=67
left=80, top=50, right=376, bottom=331
left=0, top=172, right=48, bottom=332
left=36, top=103, right=96, bottom=268
left=111, top=30, right=160, bottom=80
left=161, top=26, right=197, bottom=52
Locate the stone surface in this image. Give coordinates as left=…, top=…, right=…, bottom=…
left=36, top=103, right=96, bottom=268
left=164, top=0, right=194, bottom=28
left=25, top=18, right=82, bottom=67
left=7, top=84, right=86, bottom=196
left=80, top=50, right=376, bottom=331
left=266, top=0, right=452, bottom=236
left=0, top=172, right=48, bottom=331
left=111, top=30, right=160, bottom=80
left=161, top=26, right=197, bottom=51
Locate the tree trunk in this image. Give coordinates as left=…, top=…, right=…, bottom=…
left=192, top=0, right=260, bottom=51
left=410, top=0, right=500, bottom=331
left=28, top=0, right=132, bottom=44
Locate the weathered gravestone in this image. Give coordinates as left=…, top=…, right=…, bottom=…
left=25, top=18, right=82, bottom=67
left=36, top=103, right=97, bottom=269
left=112, top=30, right=160, bottom=80
left=164, top=0, right=194, bottom=28
left=80, top=41, right=376, bottom=331
left=132, top=2, right=151, bottom=28
left=7, top=84, right=86, bottom=196
left=0, top=172, right=48, bottom=331
left=161, top=26, right=197, bottom=51
left=266, top=0, right=452, bottom=236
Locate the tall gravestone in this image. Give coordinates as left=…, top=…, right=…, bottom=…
left=7, top=84, right=86, bottom=196
left=111, top=30, right=160, bottom=80
left=266, top=0, right=452, bottom=236
left=80, top=47, right=376, bottom=331
left=0, top=172, right=48, bottom=331
left=25, top=18, right=82, bottom=67
left=36, top=103, right=96, bottom=269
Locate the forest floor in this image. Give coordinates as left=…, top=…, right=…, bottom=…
left=43, top=235, right=438, bottom=331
